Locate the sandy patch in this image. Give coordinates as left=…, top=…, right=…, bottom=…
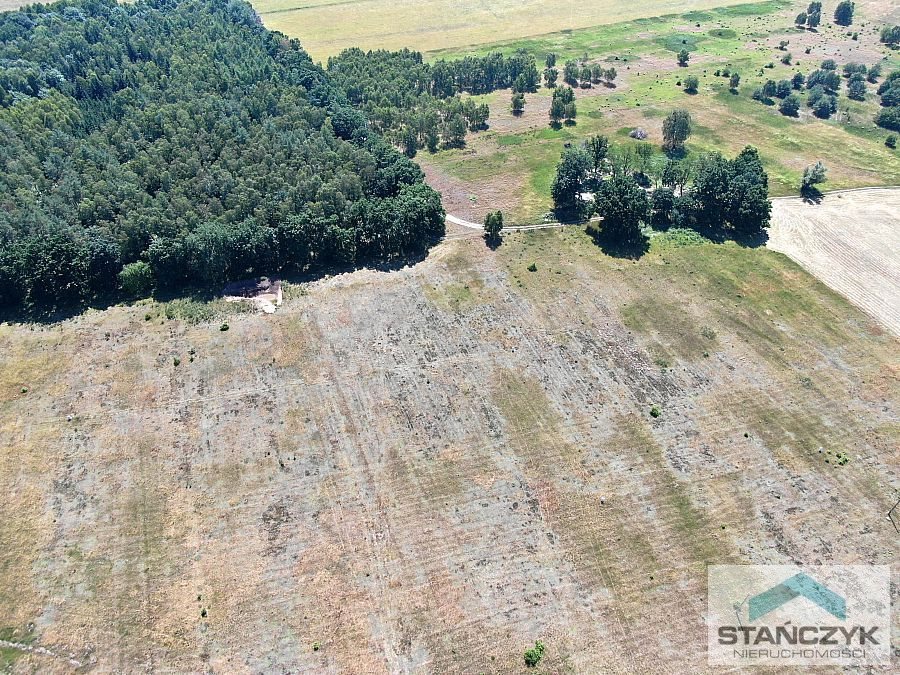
left=768, top=188, right=900, bottom=335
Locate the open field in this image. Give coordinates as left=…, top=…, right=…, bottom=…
left=419, top=2, right=900, bottom=223
left=1, top=222, right=898, bottom=672
left=253, top=0, right=764, bottom=61
left=768, top=188, right=900, bottom=336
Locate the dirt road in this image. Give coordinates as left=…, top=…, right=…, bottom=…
left=768, top=188, right=900, bottom=336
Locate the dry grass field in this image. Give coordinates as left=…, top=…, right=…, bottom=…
left=769, top=188, right=900, bottom=336
left=254, top=0, right=762, bottom=61
left=2, top=226, right=897, bottom=672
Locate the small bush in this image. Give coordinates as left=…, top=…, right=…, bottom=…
left=312, top=641, right=321, bottom=652
left=527, top=262, right=538, bottom=272
left=650, top=405, right=661, bottom=418
left=524, top=641, right=545, bottom=667
left=173, top=357, right=180, bottom=367
left=886, top=134, right=897, bottom=149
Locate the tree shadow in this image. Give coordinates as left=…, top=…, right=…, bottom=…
left=485, top=235, right=503, bottom=250
left=552, top=207, right=589, bottom=224
left=800, top=186, right=824, bottom=204
left=731, top=228, right=770, bottom=249
left=588, top=226, right=650, bottom=259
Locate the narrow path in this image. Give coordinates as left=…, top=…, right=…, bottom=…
left=445, top=213, right=597, bottom=234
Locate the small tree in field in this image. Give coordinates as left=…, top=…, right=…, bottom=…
left=662, top=109, right=692, bottom=152
left=544, top=67, right=558, bottom=88
left=677, top=49, right=690, bottom=66
left=801, top=161, right=827, bottom=194
left=683, top=75, right=699, bottom=93
left=483, top=211, right=503, bottom=242
left=511, top=92, right=525, bottom=115
left=833, top=1, right=854, bottom=26
left=779, top=94, right=801, bottom=117
left=729, top=72, right=741, bottom=91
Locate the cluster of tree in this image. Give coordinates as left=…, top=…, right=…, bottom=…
left=796, top=1, right=855, bottom=29
left=749, top=58, right=883, bottom=118
left=561, top=60, right=617, bottom=88
left=549, top=86, right=577, bottom=126
left=796, top=2, right=822, bottom=30
left=583, top=145, right=771, bottom=248
left=325, top=48, right=507, bottom=155
left=876, top=70, right=900, bottom=131
left=550, top=111, right=769, bottom=243
left=0, top=0, right=445, bottom=312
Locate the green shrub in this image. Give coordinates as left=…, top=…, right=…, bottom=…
left=220, top=322, right=229, bottom=331
left=886, top=135, right=898, bottom=149
left=119, top=261, right=154, bottom=298
left=527, top=262, right=538, bottom=272
left=650, top=405, right=661, bottom=418
left=524, top=641, right=545, bottom=667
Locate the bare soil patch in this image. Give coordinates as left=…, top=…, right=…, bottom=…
left=1, top=226, right=897, bottom=672
left=768, top=188, right=900, bottom=336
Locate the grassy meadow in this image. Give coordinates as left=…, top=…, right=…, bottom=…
left=420, top=2, right=900, bottom=223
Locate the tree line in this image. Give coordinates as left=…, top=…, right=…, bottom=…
left=0, top=0, right=445, bottom=313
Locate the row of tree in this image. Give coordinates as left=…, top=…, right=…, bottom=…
left=876, top=69, right=900, bottom=131
left=0, top=0, right=445, bottom=313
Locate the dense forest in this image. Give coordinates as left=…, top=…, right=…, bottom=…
left=326, top=48, right=539, bottom=155
left=0, top=0, right=445, bottom=312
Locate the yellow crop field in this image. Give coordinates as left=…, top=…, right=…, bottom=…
left=253, top=0, right=762, bottom=60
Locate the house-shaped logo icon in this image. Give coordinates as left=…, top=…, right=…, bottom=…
left=748, top=572, right=846, bottom=622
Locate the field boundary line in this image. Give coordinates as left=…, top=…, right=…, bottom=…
left=770, top=185, right=900, bottom=201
